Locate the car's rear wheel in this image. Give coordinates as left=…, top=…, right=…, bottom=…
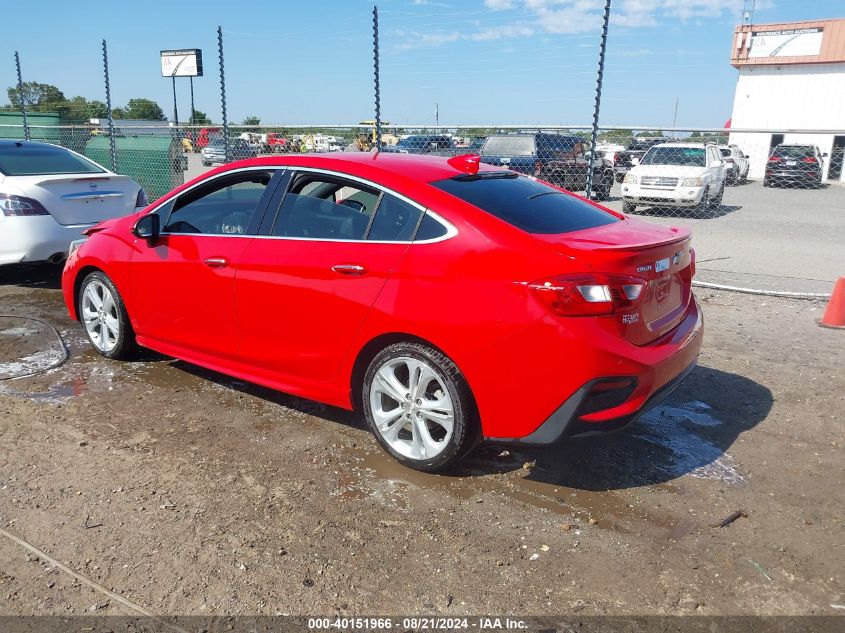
left=362, top=342, right=478, bottom=472
left=78, top=271, right=136, bottom=360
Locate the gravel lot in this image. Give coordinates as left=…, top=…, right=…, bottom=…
left=0, top=265, right=843, bottom=621
left=185, top=153, right=845, bottom=295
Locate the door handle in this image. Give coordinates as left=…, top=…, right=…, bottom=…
left=203, top=257, right=229, bottom=268
left=331, top=264, right=367, bottom=276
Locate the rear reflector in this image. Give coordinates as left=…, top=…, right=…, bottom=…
left=576, top=377, right=638, bottom=416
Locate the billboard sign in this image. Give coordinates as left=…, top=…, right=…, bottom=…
left=748, top=28, right=823, bottom=58
left=160, top=49, right=204, bottom=77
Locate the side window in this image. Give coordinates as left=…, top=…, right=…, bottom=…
left=272, top=173, right=380, bottom=240
left=368, top=194, right=422, bottom=241
left=414, top=213, right=449, bottom=241
left=164, top=170, right=274, bottom=235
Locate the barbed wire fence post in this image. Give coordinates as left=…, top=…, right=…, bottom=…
left=218, top=26, right=229, bottom=163
left=585, top=0, right=611, bottom=201
left=102, top=39, right=117, bottom=172
left=372, top=5, right=382, bottom=152
left=14, top=51, right=30, bottom=141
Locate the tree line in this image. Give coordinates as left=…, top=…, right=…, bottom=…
left=3, top=81, right=211, bottom=124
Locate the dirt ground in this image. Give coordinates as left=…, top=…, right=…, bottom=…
left=0, top=264, right=842, bottom=621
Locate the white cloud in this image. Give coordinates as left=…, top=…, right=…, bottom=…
left=470, top=23, right=536, bottom=40
left=483, top=1, right=745, bottom=34
left=484, top=0, right=517, bottom=9
left=398, top=0, right=746, bottom=49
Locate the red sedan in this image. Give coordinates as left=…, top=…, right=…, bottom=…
left=61, top=153, right=702, bottom=471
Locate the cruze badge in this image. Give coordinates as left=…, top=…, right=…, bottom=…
left=637, top=264, right=652, bottom=273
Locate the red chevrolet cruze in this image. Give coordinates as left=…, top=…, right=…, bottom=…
left=62, top=152, right=702, bottom=471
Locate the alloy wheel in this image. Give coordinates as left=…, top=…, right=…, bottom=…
left=81, top=280, right=120, bottom=353
left=368, top=356, right=455, bottom=461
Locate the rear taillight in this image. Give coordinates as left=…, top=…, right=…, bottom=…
left=528, top=273, right=646, bottom=316
left=801, top=157, right=818, bottom=163
left=136, top=189, right=149, bottom=207
left=768, top=156, right=781, bottom=162
left=0, top=194, right=49, bottom=217
left=690, top=248, right=696, bottom=278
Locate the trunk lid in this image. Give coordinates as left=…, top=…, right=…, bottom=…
left=13, top=174, right=139, bottom=226
left=537, top=218, right=694, bottom=345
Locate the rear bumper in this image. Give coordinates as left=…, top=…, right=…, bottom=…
left=501, top=359, right=697, bottom=444
left=480, top=294, right=703, bottom=443
left=0, top=215, right=91, bottom=265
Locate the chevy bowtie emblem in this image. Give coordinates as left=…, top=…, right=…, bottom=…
left=672, top=250, right=682, bottom=265
left=88, top=182, right=98, bottom=191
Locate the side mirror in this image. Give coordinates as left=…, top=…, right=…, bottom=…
left=133, top=213, right=160, bottom=242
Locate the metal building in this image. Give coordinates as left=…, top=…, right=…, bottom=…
left=728, top=18, right=845, bottom=182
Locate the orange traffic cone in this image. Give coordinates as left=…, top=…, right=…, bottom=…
left=819, top=277, right=845, bottom=329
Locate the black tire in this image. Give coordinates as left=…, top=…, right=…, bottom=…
left=362, top=342, right=479, bottom=472
left=708, top=184, right=724, bottom=212
left=591, top=172, right=613, bottom=201
left=691, top=186, right=711, bottom=217
left=622, top=201, right=637, bottom=214
left=77, top=271, right=137, bottom=360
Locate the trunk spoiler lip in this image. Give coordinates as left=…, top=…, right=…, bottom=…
left=27, top=174, right=130, bottom=187
left=561, top=233, right=691, bottom=251
left=537, top=219, right=692, bottom=251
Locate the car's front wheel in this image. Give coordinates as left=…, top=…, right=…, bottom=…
left=362, top=342, right=478, bottom=472
left=78, top=271, right=137, bottom=360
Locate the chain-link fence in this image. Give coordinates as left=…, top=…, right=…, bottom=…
left=1, top=122, right=842, bottom=296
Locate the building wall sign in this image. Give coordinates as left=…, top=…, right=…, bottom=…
left=748, top=28, right=824, bottom=58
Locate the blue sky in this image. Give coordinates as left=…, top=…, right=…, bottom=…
left=4, top=0, right=844, bottom=127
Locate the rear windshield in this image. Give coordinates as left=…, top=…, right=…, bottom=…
left=432, top=173, right=618, bottom=235
left=641, top=146, right=705, bottom=167
left=482, top=136, right=535, bottom=156
left=772, top=146, right=815, bottom=159
left=0, top=143, right=105, bottom=176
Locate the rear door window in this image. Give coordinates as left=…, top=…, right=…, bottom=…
left=432, top=173, right=618, bottom=235
left=272, top=173, right=380, bottom=240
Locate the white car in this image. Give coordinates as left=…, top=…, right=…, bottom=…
left=621, top=142, right=727, bottom=217
left=717, top=145, right=750, bottom=184
left=0, top=140, right=146, bottom=266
